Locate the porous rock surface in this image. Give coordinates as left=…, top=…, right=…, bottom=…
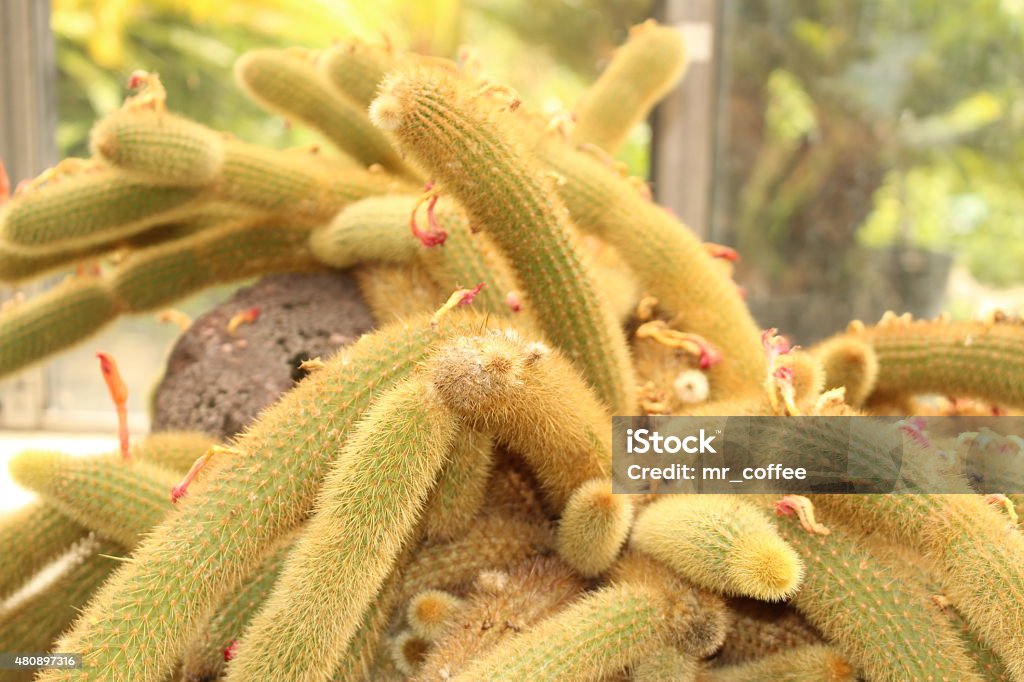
left=151, top=272, right=375, bottom=439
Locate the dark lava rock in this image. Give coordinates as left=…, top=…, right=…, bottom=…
left=151, top=272, right=375, bottom=439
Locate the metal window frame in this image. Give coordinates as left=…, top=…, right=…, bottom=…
left=0, top=0, right=58, bottom=430
left=650, top=0, right=722, bottom=239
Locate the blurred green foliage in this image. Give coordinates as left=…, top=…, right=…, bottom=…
left=720, top=0, right=1024, bottom=288
left=52, top=0, right=652, bottom=173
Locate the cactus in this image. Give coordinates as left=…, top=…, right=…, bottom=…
left=570, top=20, right=689, bottom=153
left=715, top=599, right=823, bottom=665
left=4, top=21, right=1024, bottom=682
left=40, top=313, right=485, bottom=681
left=0, top=538, right=122, bottom=682
left=555, top=478, right=634, bottom=577
left=180, top=533, right=295, bottom=682
left=423, top=430, right=496, bottom=541
left=319, top=41, right=395, bottom=106
left=89, top=108, right=224, bottom=185
left=414, top=557, right=585, bottom=680
left=0, top=503, right=91, bottom=600
left=631, top=495, right=804, bottom=601
left=532, top=133, right=766, bottom=399
left=225, top=377, right=460, bottom=681
left=8, top=452, right=178, bottom=549
left=811, top=491, right=1024, bottom=678
left=812, top=334, right=880, bottom=406
left=452, top=553, right=724, bottom=681
left=0, top=276, right=117, bottom=377
left=235, top=48, right=415, bottom=178
left=699, top=645, right=855, bottom=682
left=371, top=67, right=636, bottom=413
left=771, top=503, right=984, bottom=681
left=0, top=168, right=203, bottom=252
left=309, top=194, right=517, bottom=315
left=816, top=316, right=1024, bottom=408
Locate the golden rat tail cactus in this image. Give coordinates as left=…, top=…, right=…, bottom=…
left=2, top=20, right=1023, bottom=682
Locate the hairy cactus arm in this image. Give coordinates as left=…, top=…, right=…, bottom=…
left=370, top=67, right=636, bottom=413
left=570, top=20, right=688, bottom=154
left=38, top=312, right=485, bottom=682
left=224, top=377, right=458, bottom=682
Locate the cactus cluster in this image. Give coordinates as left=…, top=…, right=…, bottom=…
left=1, top=19, right=1023, bottom=682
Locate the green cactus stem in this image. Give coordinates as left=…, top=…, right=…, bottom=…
left=90, top=108, right=224, bottom=185
left=631, top=495, right=803, bottom=601
left=423, top=429, right=496, bottom=541
left=0, top=538, right=121, bottom=682
left=224, top=377, right=459, bottom=682
left=817, top=316, right=1024, bottom=408
left=320, top=41, right=395, bottom=107
left=235, top=48, right=415, bottom=179
left=772, top=507, right=984, bottom=681
left=0, top=168, right=204, bottom=253
left=308, top=194, right=517, bottom=316
left=371, top=67, right=636, bottom=413
left=181, top=533, right=295, bottom=682
left=40, top=312, right=486, bottom=682
left=812, top=491, right=1024, bottom=679
left=532, top=133, right=765, bottom=398
left=8, top=452, right=178, bottom=549
left=0, top=503, right=90, bottom=600
left=570, top=20, right=688, bottom=154
left=0, top=276, right=117, bottom=379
